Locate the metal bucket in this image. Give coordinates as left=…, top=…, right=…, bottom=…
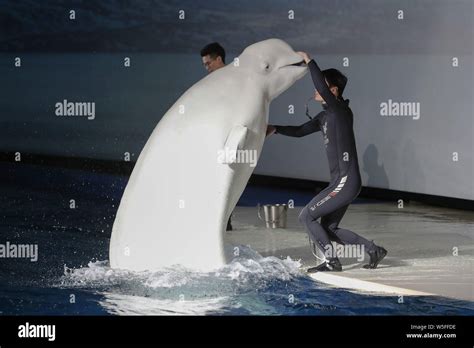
left=257, top=204, right=288, bottom=229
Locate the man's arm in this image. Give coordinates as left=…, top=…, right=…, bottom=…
left=307, top=59, right=338, bottom=108
left=271, top=118, right=321, bottom=138
left=297, top=52, right=338, bottom=109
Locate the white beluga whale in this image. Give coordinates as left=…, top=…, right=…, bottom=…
left=109, top=38, right=307, bottom=271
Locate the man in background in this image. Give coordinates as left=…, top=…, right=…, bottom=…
left=201, top=42, right=226, bottom=73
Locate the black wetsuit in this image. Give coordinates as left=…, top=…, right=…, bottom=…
left=275, top=59, right=375, bottom=256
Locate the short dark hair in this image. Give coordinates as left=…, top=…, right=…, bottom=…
left=322, top=68, right=347, bottom=97
left=200, top=42, right=226, bottom=64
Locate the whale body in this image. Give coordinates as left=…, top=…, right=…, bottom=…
left=109, top=38, right=307, bottom=271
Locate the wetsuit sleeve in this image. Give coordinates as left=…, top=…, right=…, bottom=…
left=308, top=59, right=338, bottom=109
left=274, top=118, right=320, bottom=137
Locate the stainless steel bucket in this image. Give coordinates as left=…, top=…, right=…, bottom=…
left=257, top=203, right=288, bottom=229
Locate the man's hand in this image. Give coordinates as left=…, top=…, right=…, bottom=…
left=296, top=51, right=311, bottom=64
left=266, top=125, right=276, bottom=137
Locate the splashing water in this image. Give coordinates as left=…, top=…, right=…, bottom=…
left=1, top=165, right=472, bottom=315
left=59, top=246, right=304, bottom=315
left=57, top=246, right=474, bottom=316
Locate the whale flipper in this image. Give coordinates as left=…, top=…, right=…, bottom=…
left=219, top=125, right=248, bottom=164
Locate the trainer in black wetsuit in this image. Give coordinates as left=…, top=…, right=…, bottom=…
left=271, top=55, right=387, bottom=271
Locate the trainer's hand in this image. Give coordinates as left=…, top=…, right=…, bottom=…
left=266, top=125, right=276, bottom=137
left=296, top=51, right=311, bottom=64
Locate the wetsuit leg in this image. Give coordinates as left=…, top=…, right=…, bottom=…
left=299, top=176, right=374, bottom=255
left=298, top=184, right=344, bottom=253
left=321, top=205, right=376, bottom=252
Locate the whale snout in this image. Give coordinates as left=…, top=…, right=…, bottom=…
left=288, top=60, right=305, bottom=67
left=278, top=55, right=306, bottom=70
left=278, top=60, right=308, bottom=76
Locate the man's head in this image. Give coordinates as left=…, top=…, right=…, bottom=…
left=201, top=42, right=226, bottom=73
left=314, top=68, right=347, bottom=103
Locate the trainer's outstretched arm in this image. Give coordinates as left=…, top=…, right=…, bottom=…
left=307, top=59, right=338, bottom=108
left=297, top=51, right=339, bottom=108
left=273, top=118, right=321, bottom=137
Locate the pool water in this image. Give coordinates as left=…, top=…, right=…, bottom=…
left=0, top=162, right=472, bottom=315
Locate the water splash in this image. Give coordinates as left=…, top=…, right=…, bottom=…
left=59, top=245, right=302, bottom=315
left=57, top=246, right=474, bottom=316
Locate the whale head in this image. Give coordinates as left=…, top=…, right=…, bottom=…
left=237, top=38, right=308, bottom=100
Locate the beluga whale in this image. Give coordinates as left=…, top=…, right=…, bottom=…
left=109, top=38, right=308, bottom=271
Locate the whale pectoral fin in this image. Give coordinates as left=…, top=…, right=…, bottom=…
left=219, top=125, right=248, bottom=164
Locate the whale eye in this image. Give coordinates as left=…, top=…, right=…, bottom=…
left=265, top=63, right=270, bottom=71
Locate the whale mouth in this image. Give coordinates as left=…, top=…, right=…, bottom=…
left=289, top=60, right=305, bottom=67
left=280, top=60, right=306, bottom=70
